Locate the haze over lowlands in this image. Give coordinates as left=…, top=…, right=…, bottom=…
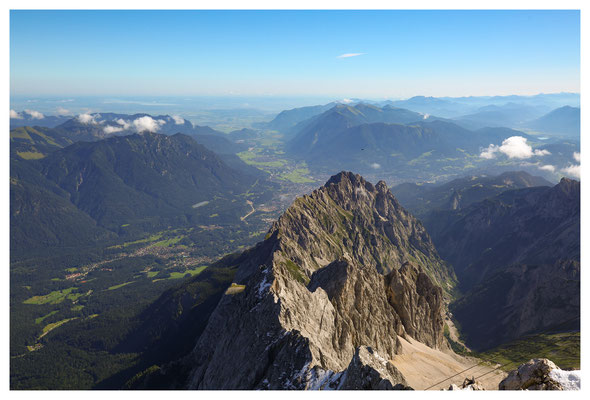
left=9, top=9, right=581, bottom=391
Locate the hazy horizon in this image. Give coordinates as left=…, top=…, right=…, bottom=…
left=9, top=91, right=581, bottom=116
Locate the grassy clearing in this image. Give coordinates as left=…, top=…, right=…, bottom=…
left=249, top=230, right=267, bottom=238
left=71, top=305, right=84, bottom=312
left=167, top=266, right=208, bottom=280
left=146, top=271, right=159, bottom=278
left=225, top=283, right=246, bottom=295
left=35, top=310, right=59, bottom=325
left=40, top=318, right=78, bottom=339
left=152, top=235, right=184, bottom=247
left=476, top=331, right=580, bottom=371
left=107, top=281, right=136, bottom=291
left=408, top=150, right=434, bottom=166
left=279, top=168, right=315, bottom=183
left=27, top=343, right=43, bottom=352
left=237, top=151, right=286, bottom=168
left=17, top=151, right=45, bottom=160
left=10, top=127, right=33, bottom=141
left=108, top=233, right=164, bottom=249
left=23, top=287, right=77, bottom=305
left=284, top=260, right=310, bottom=285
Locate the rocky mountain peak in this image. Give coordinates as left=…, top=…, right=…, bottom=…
left=269, top=171, right=454, bottom=287
left=183, top=172, right=453, bottom=389
left=555, top=177, right=580, bottom=198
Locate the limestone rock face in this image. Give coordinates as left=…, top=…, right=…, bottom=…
left=184, top=172, right=451, bottom=389
left=339, top=346, right=411, bottom=390
left=499, top=358, right=563, bottom=390
left=385, top=262, right=445, bottom=349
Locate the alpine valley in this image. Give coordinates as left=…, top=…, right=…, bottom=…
left=10, top=93, right=580, bottom=390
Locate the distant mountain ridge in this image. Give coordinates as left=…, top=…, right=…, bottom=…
left=10, top=112, right=251, bottom=162
left=391, top=171, right=552, bottom=218
left=10, top=110, right=71, bottom=129
left=262, top=102, right=337, bottom=133
left=389, top=93, right=579, bottom=118
left=454, top=103, right=550, bottom=130
left=284, top=103, right=543, bottom=179
left=286, top=103, right=428, bottom=155
left=10, top=132, right=266, bottom=257
left=526, top=106, right=580, bottom=137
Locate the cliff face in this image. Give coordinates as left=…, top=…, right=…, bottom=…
left=452, top=259, right=580, bottom=350
left=184, top=172, right=452, bottom=389
left=425, top=178, right=580, bottom=289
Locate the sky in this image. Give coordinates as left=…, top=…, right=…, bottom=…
left=10, top=10, right=580, bottom=98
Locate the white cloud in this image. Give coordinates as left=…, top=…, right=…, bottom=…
left=561, top=164, right=580, bottom=179
left=171, top=115, right=185, bottom=125
left=132, top=116, right=165, bottom=133
left=533, top=149, right=551, bottom=156
left=10, top=109, right=22, bottom=119
left=423, top=113, right=430, bottom=120
left=538, top=164, right=556, bottom=172
left=480, top=144, right=499, bottom=159
left=24, top=109, right=44, bottom=119
left=370, top=163, right=381, bottom=169
left=337, top=53, right=365, bottom=58
left=103, top=125, right=124, bottom=134
left=340, top=98, right=354, bottom=104
left=573, top=152, right=581, bottom=162
left=115, top=118, right=131, bottom=129
left=56, top=107, right=71, bottom=116
left=480, top=136, right=550, bottom=159
left=77, top=113, right=99, bottom=124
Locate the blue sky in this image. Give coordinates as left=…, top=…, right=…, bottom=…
left=10, top=10, right=580, bottom=98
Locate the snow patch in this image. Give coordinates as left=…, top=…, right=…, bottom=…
left=372, top=349, right=387, bottom=366
left=549, top=369, right=581, bottom=390
left=256, top=268, right=271, bottom=299
left=305, top=366, right=344, bottom=390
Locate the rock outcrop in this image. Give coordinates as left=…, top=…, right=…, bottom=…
left=338, top=346, right=411, bottom=390
left=499, top=358, right=563, bottom=390
left=183, top=172, right=452, bottom=389
left=446, top=376, right=485, bottom=391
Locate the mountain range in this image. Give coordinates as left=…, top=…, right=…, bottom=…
left=9, top=95, right=581, bottom=390
left=10, top=132, right=266, bottom=258
left=282, top=103, right=554, bottom=180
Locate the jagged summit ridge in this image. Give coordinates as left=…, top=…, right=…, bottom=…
left=184, top=172, right=452, bottom=389
left=269, top=171, right=454, bottom=286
